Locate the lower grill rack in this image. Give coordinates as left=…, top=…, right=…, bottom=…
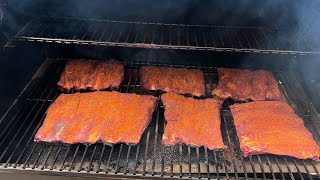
left=0, top=59, right=320, bottom=179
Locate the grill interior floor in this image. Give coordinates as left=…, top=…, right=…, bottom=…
left=0, top=59, right=320, bottom=179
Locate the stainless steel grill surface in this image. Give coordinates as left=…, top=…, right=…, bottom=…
left=12, top=17, right=320, bottom=55
left=0, top=59, right=320, bottom=179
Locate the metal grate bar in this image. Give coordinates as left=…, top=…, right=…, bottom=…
left=196, top=147, right=200, bottom=178
left=248, top=156, right=258, bottom=179
left=302, top=160, right=313, bottom=180
left=124, top=145, right=131, bottom=174
left=1, top=60, right=320, bottom=179
left=4, top=89, right=58, bottom=167
left=213, top=151, right=220, bottom=179
left=170, top=146, right=174, bottom=177
left=96, top=145, right=106, bottom=173
left=161, top=111, right=165, bottom=177
left=115, top=144, right=123, bottom=174
left=0, top=86, right=49, bottom=152
left=152, top=101, right=160, bottom=176
left=224, top=99, right=249, bottom=179
left=87, top=144, right=97, bottom=172
left=143, top=131, right=151, bottom=175
left=22, top=142, right=38, bottom=168
left=256, top=155, right=266, bottom=179
left=204, top=147, right=210, bottom=179
left=113, top=73, right=132, bottom=174
left=188, top=145, right=191, bottom=178
left=11, top=64, right=63, bottom=168
left=78, top=145, right=89, bottom=172
left=221, top=112, right=238, bottom=179
left=311, top=160, right=320, bottom=179
left=68, top=144, right=80, bottom=171
left=292, top=158, right=304, bottom=180
left=40, top=144, right=54, bottom=169
left=106, top=145, right=114, bottom=173
left=134, top=143, right=140, bottom=174
left=283, top=157, right=295, bottom=180
left=179, top=144, right=183, bottom=178
left=265, top=155, right=276, bottom=179
left=59, top=145, right=71, bottom=171
left=132, top=74, right=142, bottom=176
left=50, top=145, right=62, bottom=170
left=0, top=100, right=32, bottom=138
left=31, top=143, right=46, bottom=169
left=221, top=151, right=230, bottom=179
left=12, top=17, right=320, bottom=55
left=123, top=73, right=138, bottom=174
left=274, top=156, right=286, bottom=180
left=207, top=73, right=222, bottom=179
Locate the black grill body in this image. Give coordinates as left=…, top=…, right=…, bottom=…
left=1, top=0, right=320, bottom=179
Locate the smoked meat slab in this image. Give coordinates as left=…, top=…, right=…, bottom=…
left=161, top=92, right=225, bottom=150
left=57, top=59, right=124, bottom=92
left=230, top=101, right=320, bottom=160
left=140, top=66, right=205, bottom=97
left=212, top=68, right=283, bottom=101
left=35, top=91, right=157, bottom=144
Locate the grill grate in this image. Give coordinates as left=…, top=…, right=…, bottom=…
left=12, top=17, right=320, bottom=56
left=0, top=59, right=320, bottom=179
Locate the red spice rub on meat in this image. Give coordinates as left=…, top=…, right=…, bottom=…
left=161, top=92, right=225, bottom=150
left=35, top=91, right=157, bottom=144
left=57, top=59, right=124, bottom=92
left=212, top=68, right=283, bottom=101
left=230, top=101, right=320, bottom=160
left=140, top=66, right=205, bottom=97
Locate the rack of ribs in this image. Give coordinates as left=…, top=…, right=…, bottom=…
left=212, top=68, right=283, bottom=101
left=140, top=66, right=205, bottom=97
left=230, top=101, right=320, bottom=160
left=35, top=91, right=157, bottom=144
left=161, top=92, right=225, bottom=150
left=57, top=59, right=124, bottom=92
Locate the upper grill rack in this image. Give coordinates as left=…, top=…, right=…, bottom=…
left=12, top=17, right=320, bottom=55
left=0, top=59, right=320, bottom=179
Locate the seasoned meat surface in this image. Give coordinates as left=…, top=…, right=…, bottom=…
left=35, top=91, right=157, bottom=144
left=230, top=101, right=320, bottom=160
left=34, top=93, right=81, bottom=143
left=161, top=92, right=225, bottom=150
left=140, top=66, right=205, bottom=97
left=57, top=59, right=124, bottom=92
left=212, top=68, right=283, bottom=101
left=86, top=60, right=124, bottom=91
left=58, top=60, right=95, bottom=91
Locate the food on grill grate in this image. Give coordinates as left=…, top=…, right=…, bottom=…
left=230, top=101, right=320, bottom=160
left=35, top=91, right=157, bottom=144
left=57, top=59, right=124, bottom=92
left=212, top=68, right=283, bottom=101
left=140, top=66, right=205, bottom=97
left=161, top=92, right=225, bottom=150
left=58, top=59, right=95, bottom=91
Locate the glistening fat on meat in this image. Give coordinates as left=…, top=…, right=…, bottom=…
left=35, top=91, right=157, bottom=144
left=230, top=101, right=320, bottom=160
left=140, top=66, right=206, bottom=97
left=161, top=92, right=225, bottom=150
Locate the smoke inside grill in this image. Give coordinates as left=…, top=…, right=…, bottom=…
left=0, top=59, right=320, bottom=179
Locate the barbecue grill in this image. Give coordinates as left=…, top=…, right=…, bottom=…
left=1, top=0, right=320, bottom=179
